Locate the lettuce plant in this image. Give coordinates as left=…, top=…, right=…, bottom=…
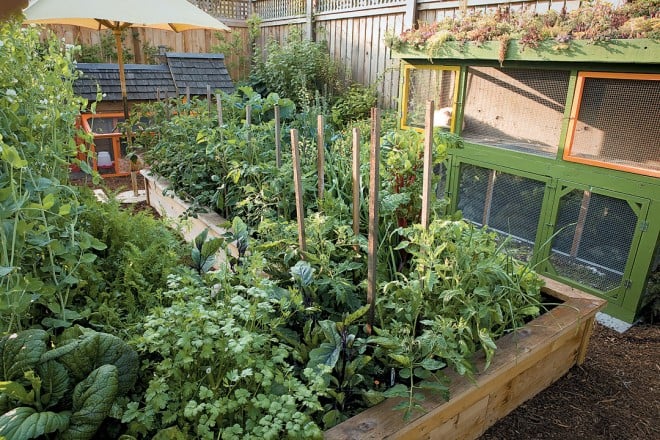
left=0, top=328, right=138, bottom=440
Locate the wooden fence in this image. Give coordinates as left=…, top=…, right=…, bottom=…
left=42, top=0, right=583, bottom=108
left=253, top=0, right=580, bottom=108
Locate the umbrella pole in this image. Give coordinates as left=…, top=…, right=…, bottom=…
left=114, top=27, right=137, bottom=196
left=114, top=29, right=129, bottom=120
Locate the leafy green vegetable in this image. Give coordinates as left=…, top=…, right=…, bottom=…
left=0, top=407, right=70, bottom=439
left=0, top=330, right=49, bottom=380
left=61, top=365, right=119, bottom=440
left=0, top=329, right=138, bottom=440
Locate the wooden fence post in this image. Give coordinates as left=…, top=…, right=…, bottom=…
left=421, top=100, right=434, bottom=229
left=305, top=0, right=314, bottom=40
left=404, top=0, right=418, bottom=30
left=367, top=108, right=381, bottom=334
left=291, top=129, right=307, bottom=255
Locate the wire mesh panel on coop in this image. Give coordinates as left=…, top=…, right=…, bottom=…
left=401, top=65, right=460, bottom=130
left=563, top=72, right=660, bottom=178
left=462, top=67, right=570, bottom=157
left=457, top=163, right=547, bottom=263
left=548, top=188, right=644, bottom=295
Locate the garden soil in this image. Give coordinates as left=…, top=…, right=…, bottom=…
left=82, top=176, right=659, bottom=440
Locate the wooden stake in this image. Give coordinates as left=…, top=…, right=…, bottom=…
left=421, top=100, right=435, bottom=229
left=207, top=85, right=211, bottom=114
left=185, top=86, right=190, bottom=103
left=483, top=169, right=497, bottom=226
left=246, top=104, right=252, bottom=143
left=317, top=114, right=325, bottom=200
left=130, top=171, right=139, bottom=197
left=275, top=105, right=282, bottom=168
left=352, top=127, right=361, bottom=238
left=215, top=93, right=223, bottom=126
left=367, top=108, right=381, bottom=333
left=571, top=190, right=592, bottom=257
left=291, top=129, right=307, bottom=255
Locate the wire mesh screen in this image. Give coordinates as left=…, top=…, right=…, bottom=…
left=457, top=163, right=545, bottom=262
left=549, top=189, right=638, bottom=293
left=462, top=67, right=570, bottom=157
left=566, top=76, right=660, bottom=176
left=405, top=68, right=457, bottom=129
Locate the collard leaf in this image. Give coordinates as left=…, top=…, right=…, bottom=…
left=0, top=330, right=49, bottom=380
left=0, top=407, right=70, bottom=439
left=56, top=332, right=138, bottom=396
left=60, top=364, right=118, bottom=440
left=36, top=361, right=70, bottom=409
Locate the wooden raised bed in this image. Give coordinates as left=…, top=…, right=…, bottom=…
left=142, top=169, right=606, bottom=439
left=142, top=170, right=228, bottom=243
left=326, top=277, right=606, bottom=439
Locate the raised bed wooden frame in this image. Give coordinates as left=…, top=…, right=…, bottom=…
left=326, top=277, right=606, bottom=439
left=142, top=170, right=606, bottom=440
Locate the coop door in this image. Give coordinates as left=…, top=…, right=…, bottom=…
left=401, top=64, right=460, bottom=131
left=545, top=185, right=649, bottom=301
left=462, top=67, right=570, bottom=157
left=563, top=72, right=660, bottom=178
left=456, top=163, right=548, bottom=263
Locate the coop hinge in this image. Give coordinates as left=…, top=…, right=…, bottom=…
left=639, top=221, right=649, bottom=231
left=623, top=279, right=633, bottom=289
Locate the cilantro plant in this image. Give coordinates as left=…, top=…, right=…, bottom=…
left=123, top=258, right=326, bottom=439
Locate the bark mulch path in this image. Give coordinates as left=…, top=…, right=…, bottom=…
left=480, top=322, right=659, bottom=440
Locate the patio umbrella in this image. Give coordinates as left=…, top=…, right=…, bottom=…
left=23, top=0, right=231, bottom=118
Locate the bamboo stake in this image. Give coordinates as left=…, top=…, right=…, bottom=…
left=317, top=114, right=325, bottom=200
left=215, top=93, right=223, bottom=126
left=352, top=127, right=361, bottom=239
left=367, top=108, right=381, bottom=334
left=275, top=105, right=282, bottom=168
left=291, top=129, right=307, bottom=255
left=421, top=100, right=435, bottom=229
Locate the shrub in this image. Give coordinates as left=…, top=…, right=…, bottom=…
left=249, top=28, right=343, bottom=108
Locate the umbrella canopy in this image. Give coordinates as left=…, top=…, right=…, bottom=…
left=23, top=0, right=231, bottom=117
left=23, top=0, right=231, bottom=32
